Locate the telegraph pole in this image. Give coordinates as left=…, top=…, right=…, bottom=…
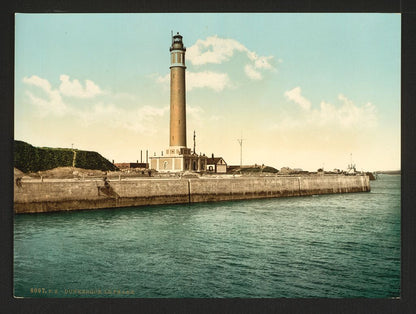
left=237, top=135, right=244, bottom=168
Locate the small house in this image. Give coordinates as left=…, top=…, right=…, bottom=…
left=206, top=155, right=227, bottom=173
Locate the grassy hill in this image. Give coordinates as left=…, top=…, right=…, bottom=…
left=14, top=140, right=118, bottom=173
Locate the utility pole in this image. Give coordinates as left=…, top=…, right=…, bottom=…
left=237, top=134, right=245, bottom=168
left=71, top=144, right=76, bottom=168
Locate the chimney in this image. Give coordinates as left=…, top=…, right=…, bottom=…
left=211, top=153, right=214, bottom=158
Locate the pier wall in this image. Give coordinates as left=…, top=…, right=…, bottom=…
left=14, top=175, right=370, bottom=214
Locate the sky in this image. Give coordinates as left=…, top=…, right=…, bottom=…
left=15, top=13, right=401, bottom=172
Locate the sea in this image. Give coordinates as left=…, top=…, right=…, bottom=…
left=13, top=174, right=400, bottom=298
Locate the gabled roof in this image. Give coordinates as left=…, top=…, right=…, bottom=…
left=206, top=157, right=226, bottom=165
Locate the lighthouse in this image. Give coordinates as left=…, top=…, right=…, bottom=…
left=169, top=32, right=187, bottom=148
left=149, top=32, right=207, bottom=173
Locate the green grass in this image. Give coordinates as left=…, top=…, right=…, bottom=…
left=14, top=140, right=118, bottom=173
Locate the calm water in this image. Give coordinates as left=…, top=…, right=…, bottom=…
left=14, top=174, right=400, bottom=298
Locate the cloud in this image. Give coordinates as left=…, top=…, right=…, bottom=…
left=187, top=105, right=204, bottom=120
left=59, top=74, right=104, bottom=98
left=284, top=86, right=311, bottom=110
left=111, top=92, right=137, bottom=101
left=79, top=102, right=120, bottom=125
left=156, top=70, right=231, bottom=92
left=247, top=52, right=274, bottom=70
left=23, top=75, right=67, bottom=116
left=156, top=73, right=169, bottom=84
left=187, top=35, right=275, bottom=80
left=244, top=64, right=262, bottom=80
left=187, top=35, right=247, bottom=65
left=325, top=94, right=377, bottom=128
left=22, top=74, right=105, bottom=116
left=277, top=87, right=377, bottom=131
left=70, top=101, right=169, bottom=135
left=156, top=36, right=276, bottom=90
left=117, top=105, right=169, bottom=134
left=23, top=75, right=168, bottom=134
left=137, top=105, right=169, bottom=121
left=187, top=71, right=231, bottom=92
left=23, top=75, right=53, bottom=92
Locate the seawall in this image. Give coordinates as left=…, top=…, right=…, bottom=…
left=14, top=175, right=370, bottom=214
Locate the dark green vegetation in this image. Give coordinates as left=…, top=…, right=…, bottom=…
left=14, top=140, right=118, bottom=173
left=73, top=150, right=118, bottom=172
left=228, top=165, right=279, bottom=174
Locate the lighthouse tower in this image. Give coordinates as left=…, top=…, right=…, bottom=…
left=149, top=32, right=207, bottom=173
left=169, top=32, right=187, bottom=148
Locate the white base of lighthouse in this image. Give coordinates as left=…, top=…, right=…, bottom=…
left=149, top=148, right=207, bottom=173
